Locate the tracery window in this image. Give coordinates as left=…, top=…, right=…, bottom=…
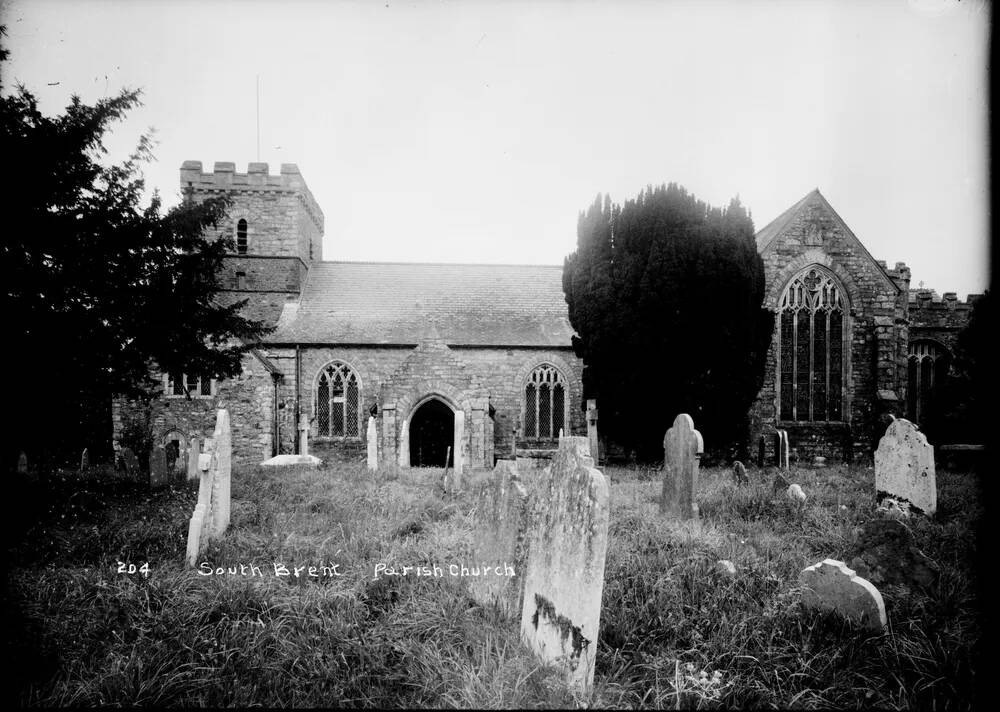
left=236, top=218, right=248, bottom=254
left=523, top=364, right=566, bottom=439
left=776, top=266, right=848, bottom=422
left=906, top=340, right=950, bottom=426
left=316, top=362, right=360, bottom=438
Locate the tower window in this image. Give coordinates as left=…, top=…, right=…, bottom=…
left=236, top=219, right=248, bottom=254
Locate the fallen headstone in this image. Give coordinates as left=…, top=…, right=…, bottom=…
left=660, top=414, right=703, bottom=520
left=799, top=558, right=886, bottom=631
left=520, top=436, right=609, bottom=696
left=259, top=454, right=322, bottom=467
left=875, top=417, right=936, bottom=516
left=469, top=459, right=530, bottom=617
left=848, top=519, right=939, bottom=593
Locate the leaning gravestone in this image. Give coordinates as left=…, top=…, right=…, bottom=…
left=470, top=459, right=530, bottom=617
left=366, top=417, right=378, bottom=471
left=848, top=518, right=939, bottom=593
left=732, top=461, right=748, bottom=486
left=520, top=436, right=609, bottom=696
left=148, top=446, right=169, bottom=488
left=660, top=414, right=703, bottom=520
left=17, top=451, right=28, bottom=473
left=185, top=409, right=232, bottom=567
left=80, top=448, right=89, bottom=473
left=799, top=559, right=886, bottom=630
left=874, top=417, right=936, bottom=517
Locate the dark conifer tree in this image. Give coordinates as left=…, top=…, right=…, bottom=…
left=563, top=183, right=774, bottom=461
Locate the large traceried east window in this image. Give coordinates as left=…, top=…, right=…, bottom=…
left=523, top=364, right=566, bottom=440
left=907, top=340, right=950, bottom=426
left=316, top=362, right=360, bottom=438
left=776, top=266, right=848, bottom=422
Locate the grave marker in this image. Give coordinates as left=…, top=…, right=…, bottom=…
left=187, top=436, right=200, bottom=481
left=120, top=447, right=139, bottom=479
left=777, top=429, right=790, bottom=470
left=470, top=459, right=530, bottom=617
left=874, top=417, right=936, bottom=516
left=17, top=451, right=27, bottom=473
left=80, top=448, right=89, bottom=473
left=298, top=413, right=309, bottom=456
left=148, top=446, right=169, bottom=488
left=732, top=460, right=748, bottom=485
left=185, top=409, right=232, bottom=567
left=799, top=559, right=886, bottom=631
left=366, top=416, right=378, bottom=471
left=520, top=436, right=609, bottom=696
left=660, top=414, right=703, bottom=520
left=586, top=399, right=599, bottom=463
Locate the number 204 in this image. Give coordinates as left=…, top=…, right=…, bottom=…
left=116, top=561, right=150, bottom=578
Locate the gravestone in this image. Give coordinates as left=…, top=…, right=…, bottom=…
left=520, top=436, right=609, bottom=696
left=17, top=451, right=27, bottom=473
left=586, top=400, right=599, bottom=464
left=847, top=519, right=939, bottom=592
left=298, top=413, right=309, bottom=456
left=732, top=461, right=748, bottom=485
left=187, top=436, right=200, bottom=481
left=80, top=448, right=89, bottom=473
left=185, top=409, right=232, bottom=567
left=366, top=416, right=378, bottom=471
left=874, top=417, right=936, bottom=516
left=660, top=414, right=703, bottom=520
left=120, top=447, right=140, bottom=479
left=777, top=430, right=790, bottom=470
left=148, top=446, right=169, bottom=488
left=786, top=483, right=806, bottom=502
left=772, top=472, right=791, bottom=495
left=469, top=459, right=530, bottom=617
left=799, top=559, right=886, bottom=630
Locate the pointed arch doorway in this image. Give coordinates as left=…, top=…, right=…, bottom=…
left=409, top=397, right=455, bottom=467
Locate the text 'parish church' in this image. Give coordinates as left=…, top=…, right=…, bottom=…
left=112, top=161, right=979, bottom=469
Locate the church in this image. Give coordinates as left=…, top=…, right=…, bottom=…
left=112, top=161, right=979, bottom=471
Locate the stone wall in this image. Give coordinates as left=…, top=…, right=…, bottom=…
left=113, top=351, right=277, bottom=468
left=909, top=289, right=982, bottom=353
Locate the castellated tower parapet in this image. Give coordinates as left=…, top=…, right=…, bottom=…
left=181, top=160, right=326, bottom=327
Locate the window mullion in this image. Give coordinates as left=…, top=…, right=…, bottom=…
left=791, top=310, right=798, bottom=421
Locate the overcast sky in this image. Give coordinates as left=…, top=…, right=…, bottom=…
left=2, top=0, right=990, bottom=297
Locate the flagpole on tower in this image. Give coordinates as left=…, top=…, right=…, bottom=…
left=256, top=74, right=260, bottom=162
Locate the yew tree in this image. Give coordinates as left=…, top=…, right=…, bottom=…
left=563, top=183, right=774, bottom=461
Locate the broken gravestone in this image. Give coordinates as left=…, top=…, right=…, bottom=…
left=874, top=417, right=936, bottom=517
left=732, top=461, right=748, bottom=486
left=520, top=436, right=609, bottom=696
left=848, top=518, right=939, bottom=593
left=185, top=409, right=232, bottom=567
left=799, top=559, right=886, bottom=631
left=469, top=459, right=530, bottom=618
left=661, top=414, right=703, bottom=520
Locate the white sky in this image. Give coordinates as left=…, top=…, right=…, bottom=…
left=2, top=0, right=991, bottom=297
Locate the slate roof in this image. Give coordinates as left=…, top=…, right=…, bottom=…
left=267, top=261, right=575, bottom=347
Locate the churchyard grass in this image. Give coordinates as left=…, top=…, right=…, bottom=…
left=9, top=461, right=982, bottom=708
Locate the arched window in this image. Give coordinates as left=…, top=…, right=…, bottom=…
left=776, top=266, right=848, bottom=422
left=316, top=362, right=360, bottom=438
left=236, top=218, right=248, bottom=254
left=523, top=364, right=566, bottom=440
left=907, top=340, right=950, bottom=425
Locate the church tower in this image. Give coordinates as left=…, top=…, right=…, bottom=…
left=179, top=161, right=325, bottom=327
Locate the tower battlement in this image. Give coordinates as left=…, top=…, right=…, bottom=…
left=180, top=160, right=323, bottom=234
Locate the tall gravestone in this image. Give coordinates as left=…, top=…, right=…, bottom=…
left=79, top=448, right=89, bottom=473
left=732, top=460, right=748, bottom=485
left=148, top=446, right=169, bottom=488
left=470, top=459, right=530, bottom=617
left=586, top=400, right=599, bottom=464
left=187, top=436, right=200, bottom=481
left=660, top=414, right=703, bottom=520
left=17, top=451, right=28, bottom=473
left=298, top=413, right=309, bottom=456
left=185, top=409, right=232, bottom=567
left=777, top=429, right=790, bottom=470
left=366, top=417, right=378, bottom=471
left=874, top=417, right=936, bottom=516
left=520, top=437, right=609, bottom=696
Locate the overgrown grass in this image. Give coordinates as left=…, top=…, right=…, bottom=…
left=7, top=461, right=983, bottom=708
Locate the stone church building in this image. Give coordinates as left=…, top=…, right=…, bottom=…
left=113, top=161, right=979, bottom=470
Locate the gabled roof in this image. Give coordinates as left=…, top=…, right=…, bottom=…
left=267, top=261, right=575, bottom=347
left=755, top=188, right=898, bottom=293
